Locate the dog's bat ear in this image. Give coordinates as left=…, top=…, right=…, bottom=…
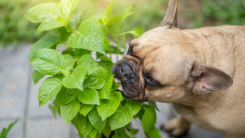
left=189, top=62, right=233, bottom=94
left=159, top=0, right=178, bottom=28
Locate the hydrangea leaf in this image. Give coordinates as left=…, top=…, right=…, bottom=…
left=36, top=18, right=68, bottom=35
left=24, top=3, right=59, bottom=23
left=63, top=54, right=77, bottom=70
left=78, top=88, right=100, bottom=105
left=128, top=26, right=145, bottom=38
left=149, top=126, right=161, bottom=138
left=109, top=105, right=133, bottom=130
left=88, top=108, right=106, bottom=132
left=77, top=113, right=93, bottom=137
left=125, top=99, right=142, bottom=115
left=83, top=66, right=107, bottom=89
left=142, top=106, right=156, bottom=133
left=32, top=70, right=45, bottom=84
left=62, top=65, right=86, bottom=91
left=67, top=19, right=105, bottom=54
left=53, top=87, right=78, bottom=105
left=99, top=75, right=114, bottom=99
left=59, top=0, right=79, bottom=21
left=38, top=77, right=63, bottom=107
left=79, top=103, right=95, bottom=116
left=30, top=49, right=64, bottom=75
left=89, top=129, right=97, bottom=138
left=77, top=54, right=98, bottom=75
left=97, top=92, right=122, bottom=121
left=29, top=34, right=59, bottom=61
left=60, top=98, right=81, bottom=125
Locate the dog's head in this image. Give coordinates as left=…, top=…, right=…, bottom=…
left=112, top=0, right=233, bottom=102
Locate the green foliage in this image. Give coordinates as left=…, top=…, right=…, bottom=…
left=0, top=119, right=18, bottom=138
left=187, top=0, right=245, bottom=29
left=38, top=77, right=63, bottom=107
left=26, top=0, right=160, bottom=137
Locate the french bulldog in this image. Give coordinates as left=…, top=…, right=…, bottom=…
left=112, top=0, right=245, bottom=138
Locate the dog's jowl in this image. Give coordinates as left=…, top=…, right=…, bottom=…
left=112, top=0, right=245, bottom=137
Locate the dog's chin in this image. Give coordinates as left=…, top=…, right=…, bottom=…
left=114, top=78, right=144, bottom=101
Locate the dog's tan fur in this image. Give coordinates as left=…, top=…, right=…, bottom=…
left=117, top=0, right=245, bottom=137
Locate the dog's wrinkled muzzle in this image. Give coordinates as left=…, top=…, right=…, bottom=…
left=112, top=59, right=140, bottom=99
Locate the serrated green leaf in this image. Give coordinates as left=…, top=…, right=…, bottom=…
left=128, top=26, right=145, bottom=38
left=32, top=70, right=45, bottom=84
left=74, top=49, right=91, bottom=59
left=121, top=5, right=135, bottom=21
left=77, top=54, right=97, bottom=75
left=106, top=46, right=124, bottom=54
left=124, top=128, right=136, bottom=138
left=79, top=103, right=94, bottom=116
left=142, top=106, right=156, bottom=133
left=53, top=87, right=78, bottom=105
left=149, top=126, right=161, bottom=138
left=106, top=15, right=123, bottom=36
left=109, top=105, right=133, bottom=130
left=96, top=132, right=102, bottom=138
left=59, top=0, right=79, bottom=21
left=104, top=38, right=110, bottom=50
left=30, top=49, right=64, bottom=75
left=89, top=129, right=97, bottom=138
left=99, top=75, right=114, bottom=99
left=62, top=65, right=86, bottom=90
left=102, top=122, right=111, bottom=138
left=0, top=119, right=18, bottom=138
left=24, top=3, right=59, bottom=23
left=38, top=77, right=63, bottom=107
left=58, top=27, right=71, bottom=42
left=67, top=19, right=105, bottom=54
left=125, top=100, right=141, bottom=116
left=29, top=34, right=59, bottom=61
left=148, top=102, right=159, bottom=111
left=105, top=0, right=114, bottom=18
left=48, top=104, right=59, bottom=119
left=130, top=129, right=138, bottom=135
left=63, top=54, right=77, bottom=70
left=111, top=80, right=120, bottom=91
left=36, top=18, right=68, bottom=35
left=77, top=113, right=93, bottom=137
left=88, top=108, right=106, bottom=132
left=60, top=98, right=81, bottom=124
left=53, top=74, right=65, bottom=81
left=84, top=66, right=107, bottom=89
left=62, top=48, right=74, bottom=56
left=97, top=92, right=122, bottom=121
left=78, top=88, right=100, bottom=105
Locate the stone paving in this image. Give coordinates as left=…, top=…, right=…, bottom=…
left=0, top=44, right=225, bottom=138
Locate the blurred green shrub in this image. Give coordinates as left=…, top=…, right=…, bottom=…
left=187, top=0, right=245, bottom=29
left=0, top=0, right=58, bottom=47
left=0, top=0, right=166, bottom=46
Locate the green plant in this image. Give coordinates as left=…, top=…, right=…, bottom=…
left=186, top=0, right=245, bottom=29
left=25, top=0, right=161, bottom=137
left=0, top=119, right=18, bottom=138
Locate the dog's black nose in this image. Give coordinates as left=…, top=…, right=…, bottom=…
left=117, top=63, right=134, bottom=80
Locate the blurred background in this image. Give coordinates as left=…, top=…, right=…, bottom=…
left=1, top=0, right=245, bottom=47
left=0, top=0, right=245, bottom=138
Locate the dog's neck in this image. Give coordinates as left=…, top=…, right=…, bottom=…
left=175, top=27, right=238, bottom=109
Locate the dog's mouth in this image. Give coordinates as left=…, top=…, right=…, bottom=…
left=113, top=78, right=124, bottom=92
left=113, top=77, right=143, bottom=100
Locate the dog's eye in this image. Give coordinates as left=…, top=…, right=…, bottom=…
left=147, top=76, right=154, bottom=83
left=144, top=75, right=160, bottom=86
left=127, top=48, right=131, bottom=55
left=127, top=45, right=132, bottom=55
